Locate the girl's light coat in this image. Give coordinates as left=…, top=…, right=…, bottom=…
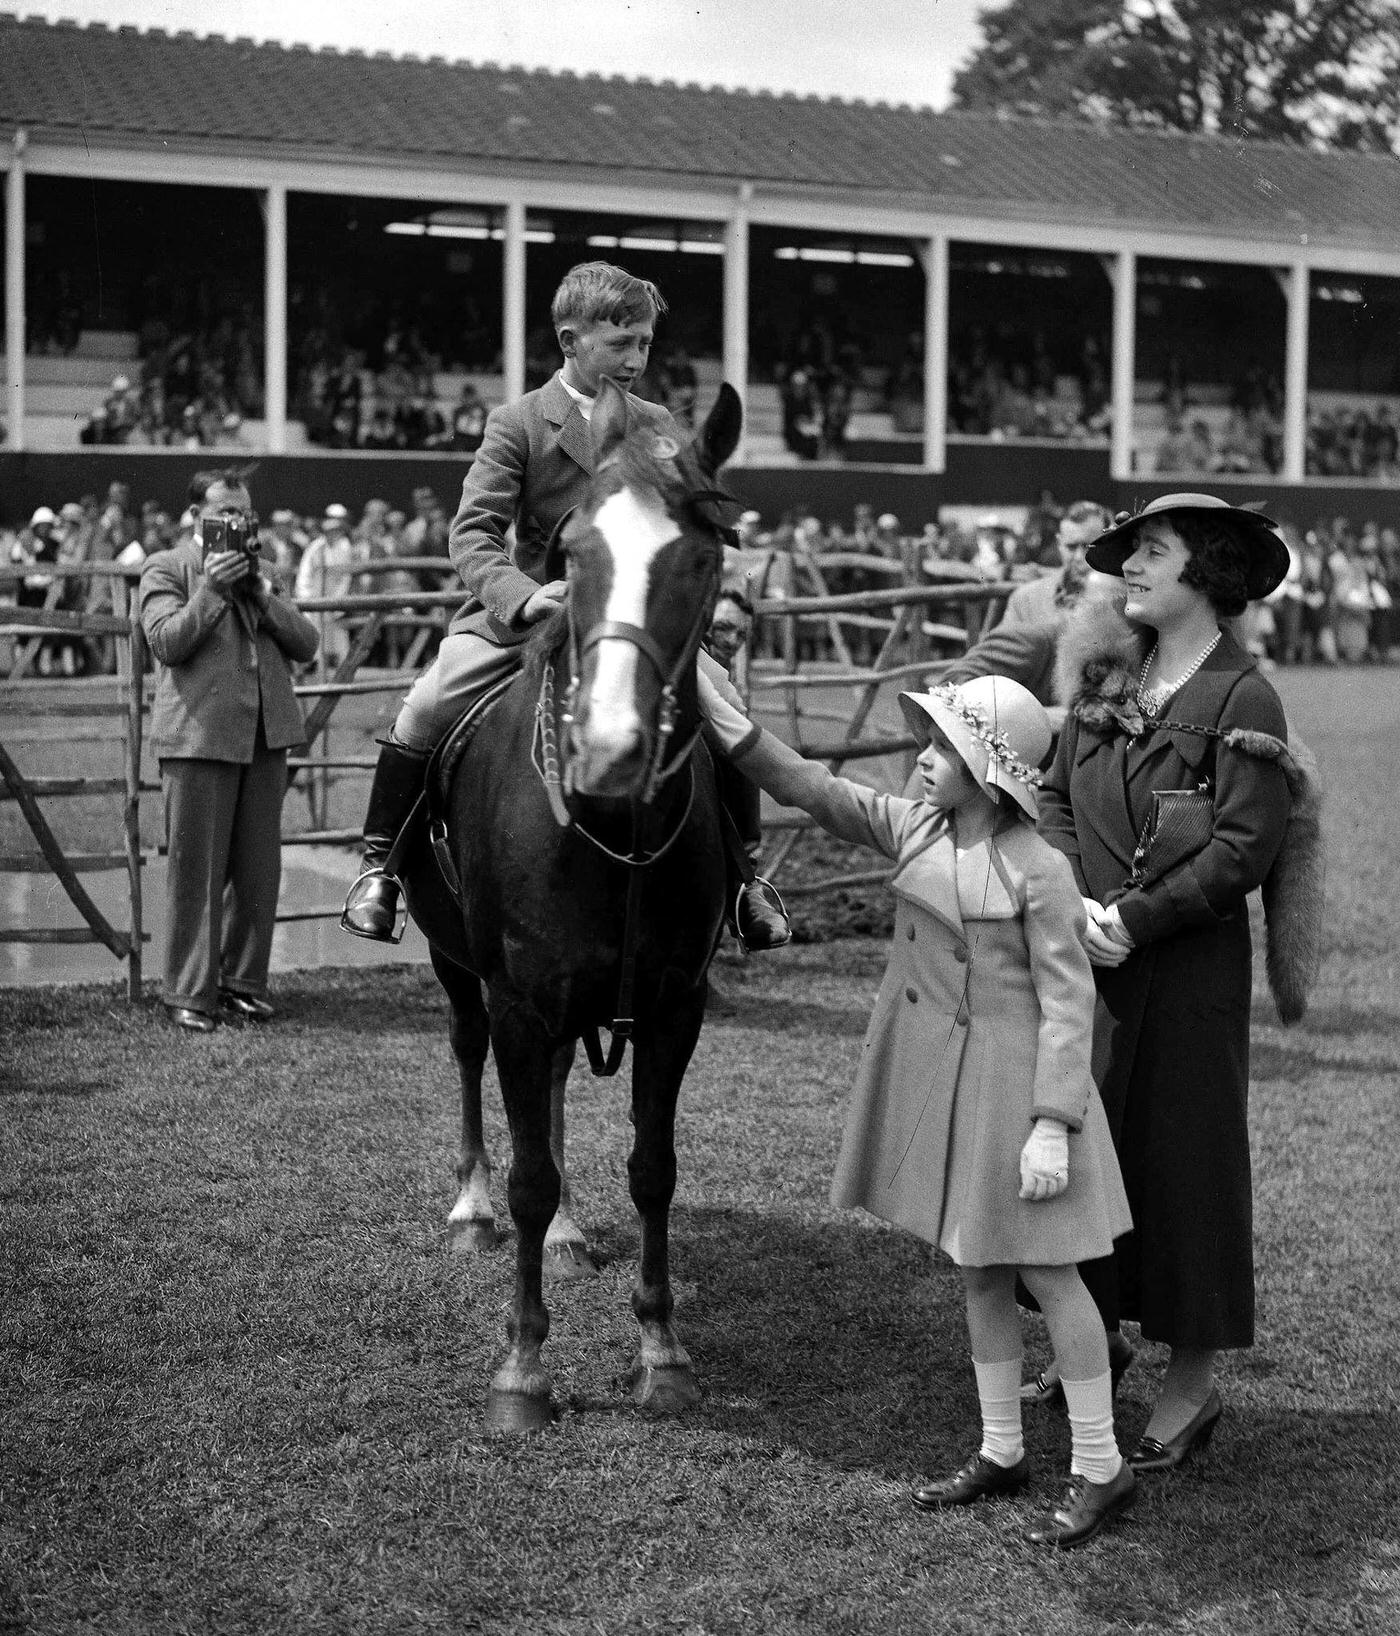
left=735, top=731, right=1131, bottom=1267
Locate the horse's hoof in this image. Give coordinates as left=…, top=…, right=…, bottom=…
left=631, top=1365, right=702, bottom=1415
left=447, top=1218, right=499, bottom=1254
left=544, top=1242, right=599, bottom=1282
left=484, top=1390, right=557, bottom=1435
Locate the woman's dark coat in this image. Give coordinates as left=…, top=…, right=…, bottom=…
left=1039, top=617, right=1289, bottom=1348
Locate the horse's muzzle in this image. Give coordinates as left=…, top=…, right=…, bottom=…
left=567, top=713, right=651, bottom=799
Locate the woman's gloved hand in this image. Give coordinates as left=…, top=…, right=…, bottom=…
left=1019, top=1117, right=1070, bottom=1202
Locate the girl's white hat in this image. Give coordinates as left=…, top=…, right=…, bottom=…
left=899, top=675, right=1052, bottom=821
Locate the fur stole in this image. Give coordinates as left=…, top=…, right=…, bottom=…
left=1055, top=598, right=1325, bottom=1025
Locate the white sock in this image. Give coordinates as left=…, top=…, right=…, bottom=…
left=973, top=1357, right=1025, bottom=1469
left=1062, top=1371, right=1124, bottom=1486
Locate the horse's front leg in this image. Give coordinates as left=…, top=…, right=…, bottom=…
left=627, top=982, right=705, bottom=1415
left=483, top=999, right=561, bottom=1434
left=434, top=955, right=498, bottom=1254
left=543, top=1041, right=599, bottom=1281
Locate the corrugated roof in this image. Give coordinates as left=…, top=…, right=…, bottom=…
left=2, top=13, right=1399, bottom=252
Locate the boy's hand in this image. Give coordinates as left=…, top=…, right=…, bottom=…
left=523, top=579, right=567, bottom=623
left=1019, top=1118, right=1069, bottom=1201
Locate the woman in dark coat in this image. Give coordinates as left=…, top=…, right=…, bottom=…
left=1034, top=494, right=1293, bottom=1471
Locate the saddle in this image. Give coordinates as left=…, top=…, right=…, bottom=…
left=416, top=669, right=522, bottom=902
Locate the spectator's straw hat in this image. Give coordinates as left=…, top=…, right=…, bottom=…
left=60, top=503, right=85, bottom=523
left=111, top=375, right=130, bottom=393
left=898, top=675, right=1051, bottom=822
left=877, top=513, right=900, bottom=530
left=29, top=506, right=57, bottom=527
left=1086, top=492, right=1289, bottom=600
left=270, top=508, right=295, bottom=525
left=323, top=503, right=349, bottom=523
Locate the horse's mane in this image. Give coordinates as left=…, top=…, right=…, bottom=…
left=521, top=604, right=570, bottom=680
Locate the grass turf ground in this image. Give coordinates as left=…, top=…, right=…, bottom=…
left=3, top=666, right=1399, bottom=1634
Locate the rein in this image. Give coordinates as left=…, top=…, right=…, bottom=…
left=528, top=546, right=718, bottom=1078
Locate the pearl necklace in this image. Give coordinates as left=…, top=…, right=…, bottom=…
left=1136, top=631, right=1221, bottom=717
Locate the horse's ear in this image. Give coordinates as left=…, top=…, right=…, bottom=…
left=591, top=376, right=631, bottom=466
left=699, top=382, right=742, bottom=475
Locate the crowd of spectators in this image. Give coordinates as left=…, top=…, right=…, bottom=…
left=947, top=330, right=1112, bottom=441
left=1, top=481, right=455, bottom=676
left=726, top=495, right=1400, bottom=670
left=6, top=477, right=1399, bottom=679
left=1307, top=403, right=1400, bottom=481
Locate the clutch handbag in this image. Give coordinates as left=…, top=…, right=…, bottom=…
left=1126, top=781, right=1214, bottom=888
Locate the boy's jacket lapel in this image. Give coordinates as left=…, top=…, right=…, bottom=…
left=542, top=374, right=594, bottom=475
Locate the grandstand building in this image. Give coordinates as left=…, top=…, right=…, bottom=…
left=3, top=12, right=1400, bottom=526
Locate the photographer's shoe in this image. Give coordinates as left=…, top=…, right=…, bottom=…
left=220, top=990, right=275, bottom=1022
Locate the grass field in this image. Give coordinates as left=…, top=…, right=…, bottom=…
left=3, top=667, right=1399, bottom=1634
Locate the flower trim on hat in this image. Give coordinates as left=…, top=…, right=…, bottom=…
left=930, top=684, right=1044, bottom=790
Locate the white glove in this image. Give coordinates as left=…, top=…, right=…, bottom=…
left=695, top=664, right=755, bottom=757
left=1019, top=1118, right=1069, bottom=1202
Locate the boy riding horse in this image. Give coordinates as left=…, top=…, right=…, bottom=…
left=340, top=261, right=790, bottom=952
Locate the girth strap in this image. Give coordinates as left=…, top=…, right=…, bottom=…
left=580, top=854, right=647, bottom=1077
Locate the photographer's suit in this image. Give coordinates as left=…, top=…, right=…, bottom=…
left=140, top=541, right=320, bottom=1017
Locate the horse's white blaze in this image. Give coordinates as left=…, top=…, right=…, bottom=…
left=584, top=487, right=680, bottom=756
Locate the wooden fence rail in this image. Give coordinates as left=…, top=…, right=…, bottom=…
left=2, top=552, right=1012, bottom=992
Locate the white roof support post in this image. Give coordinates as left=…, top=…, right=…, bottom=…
left=262, top=182, right=287, bottom=454
left=1281, top=261, right=1310, bottom=483
left=723, top=183, right=751, bottom=463
left=1110, top=247, right=1137, bottom=481
left=502, top=197, right=527, bottom=407
left=920, top=233, right=948, bottom=474
left=5, top=131, right=25, bottom=452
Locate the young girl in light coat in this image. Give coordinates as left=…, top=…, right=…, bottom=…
left=699, top=671, right=1135, bottom=1550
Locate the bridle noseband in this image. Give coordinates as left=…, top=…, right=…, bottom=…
left=557, top=481, right=731, bottom=814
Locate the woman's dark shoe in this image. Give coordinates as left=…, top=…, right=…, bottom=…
left=911, top=1452, right=1030, bottom=1511
left=1023, top=1462, right=1135, bottom=1550
left=1128, top=1387, right=1223, bottom=1473
left=165, top=1005, right=217, bottom=1034
left=1022, top=1333, right=1136, bottom=1408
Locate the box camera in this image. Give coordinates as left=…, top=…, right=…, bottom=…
left=202, top=514, right=261, bottom=561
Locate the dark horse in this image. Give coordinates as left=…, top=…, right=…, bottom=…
left=401, top=378, right=741, bottom=1431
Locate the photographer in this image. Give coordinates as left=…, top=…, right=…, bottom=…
left=139, top=469, right=320, bottom=1032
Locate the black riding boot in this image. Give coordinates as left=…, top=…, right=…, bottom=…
left=340, top=739, right=431, bottom=943
left=715, top=755, right=792, bottom=952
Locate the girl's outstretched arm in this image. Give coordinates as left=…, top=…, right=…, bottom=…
left=698, top=668, right=918, bottom=862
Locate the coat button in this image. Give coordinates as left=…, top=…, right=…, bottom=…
left=906, top=924, right=916, bottom=941
left=954, top=1007, right=969, bottom=1027
left=952, top=944, right=968, bottom=963
left=905, top=986, right=918, bottom=1003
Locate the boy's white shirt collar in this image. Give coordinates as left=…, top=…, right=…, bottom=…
left=560, top=375, right=595, bottom=421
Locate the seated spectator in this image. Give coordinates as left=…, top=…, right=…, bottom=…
left=1155, top=411, right=1194, bottom=474
left=659, top=345, right=700, bottom=429
left=781, top=368, right=823, bottom=461
left=362, top=406, right=402, bottom=451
